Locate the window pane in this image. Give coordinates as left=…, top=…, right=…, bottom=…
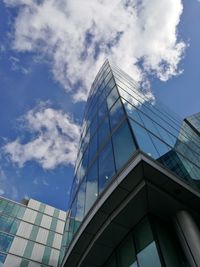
left=117, top=235, right=137, bottom=267
left=122, top=99, right=143, bottom=126
left=85, top=161, right=98, bottom=215
left=130, top=120, right=159, bottom=159
left=75, top=178, right=86, bottom=225
left=0, top=252, right=6, bottom=267
left=88, top=133, right=98, bottom=165
left=98, top=100, right=108, bottom=123
left=134, top=217, right=153, bottom=253
left=109, top=99, right=125, bottom=130
left=0, top=199, right=7, bottom=212
left=98, top=141, right=116, bottom=193
left=137, top=242, right=162, bottom=267
left=0, top=215, right=13, bottom=233
left=98, top=116, right=110, bottom=149
left=150, top=135, right=170, bottom=157
left=17, top=206, right=26, bottom=219
left=10, top=219, right=20, bottom=234
left=0, top=233, right=13, bottom=252
left=112, top=121, right=136, bottom=170
left=107, top=87, right=119, bottom=109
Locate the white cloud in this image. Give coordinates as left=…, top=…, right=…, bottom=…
left=4, top=0, right=185, bottom=101
left=4, top=103, right=81, bottom=169
left=0, top=168, right=19, bottom=199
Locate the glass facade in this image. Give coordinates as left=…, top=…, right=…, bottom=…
left=62, top=60, right=200, bottom=264
left=104, top=216, right=188, bottom=267
left=0, top=197, right=66, bottom=267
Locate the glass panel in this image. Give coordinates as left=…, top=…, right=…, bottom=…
left=29, top=225, right=39, bottom=241
left=98, top=116, right=110, bottom=149
left=34, top=212, right=43, bottom=225
left=88, top=133, right=98, bottom=165
left=122, top=98, right=143, bottom=126
left=0, top=252, right=6, bottom=267
left=109, top=99, right=125, bottom=130
left=50, top=217, right=58, bottom=232
left=104, top=77, right=115, bottom=96
left=17, top=206, right=26, bottom=219
left=98, top=100, right=108, bottom=123
left=134, top=217, right=153, bottom=253
left=10, top=219, right=20, bottom=234
left=150, top=135, right=170, bottom=157
left=39, top=203, right=46, bottom=213
left=85, top=161, right=98, bottom=215
left=98, top=141, right=116, bottom=193
left=137, top=242, right=162, bottom=267
left=112, top=121, right=136, bottom=170
left=42, top=246, right=51, bottom=265
left=0, top=232, right=13, bottom=252
left=90, top=115, right=98, bottom=138
left=130, top=120, right=159, bottom=159
left=46, top=231, right=55, bottom=247
left=0, top=199, right=7, bottom=212
left=23, top=241, right=34, bottom=258
left=107, top=87, right=119, bottom=109
left=75, top=178, right=86, bottom=226
left=0, top=215, right=13, bottom=233
left=117, top=235, right=137, bottom=267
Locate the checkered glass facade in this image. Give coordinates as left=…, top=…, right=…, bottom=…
left=0, top=197, right=66, bottom=267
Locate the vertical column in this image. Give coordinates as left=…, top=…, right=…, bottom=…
left=174, top=210, right=200, bottom=267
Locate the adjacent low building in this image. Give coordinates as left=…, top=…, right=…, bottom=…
left=0, top=196, right=66, bottom=267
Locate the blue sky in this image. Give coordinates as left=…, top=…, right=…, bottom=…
left=0, top=0, right=200, bottom=211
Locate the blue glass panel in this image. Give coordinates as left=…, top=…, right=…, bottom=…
left=0, top=215, right=13, bottom=233
left=98, top=99, right=108, bottom=123
left=85, top=161, right=98, bottom=214
left=75, top=178, right=86, bottom=225
left=90, top=115, right=98, bottom=138
left=109, top=99, right=125, bottom=130
left=122, top=98, right=143, bottom=126
left=107, top=87, right=119, bottom=109
left=112, top=121, right=136, bottom=170
left=98, top=141, right=116, bottom=193
left=98, top=116, right=110, bottom=149
left=0, top=252, right=6, bottom=267
left=130, top=120, right=159, bottom=159
left=150, top=135, right=171, bottom=157
left=104, top=77, right=115, bottom=96
left=138, top=112, right=161, bottom=138
left=0, top=233, right=13, bottom=252
left=0, top=200, right=7, bottom=212
left=88, top=133, right=98, bottom=165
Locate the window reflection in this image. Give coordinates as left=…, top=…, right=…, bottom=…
left=98, top=116, right=110, bottom=149
left=130, top=120, right=159, bottom=159
left=109, top=99, right=125, bottom=130
left=107, top=87, right=119, bottom=109
left=112, top=121, right=136, bottom=170
left=85, top=161, right=98, bottom=215
left=98, top=141, right=116, bottom=193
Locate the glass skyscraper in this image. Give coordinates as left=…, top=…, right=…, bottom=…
left=0, top=196, right=66, bottom=267
left=61, top=60, right=200, bottom=267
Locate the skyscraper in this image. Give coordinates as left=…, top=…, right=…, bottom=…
left=0, top=196, right=66, bottom=267
left=61, top=60, right=200, bottom=267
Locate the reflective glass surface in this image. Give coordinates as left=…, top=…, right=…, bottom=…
left=63, top=60, right=200, bottom=260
